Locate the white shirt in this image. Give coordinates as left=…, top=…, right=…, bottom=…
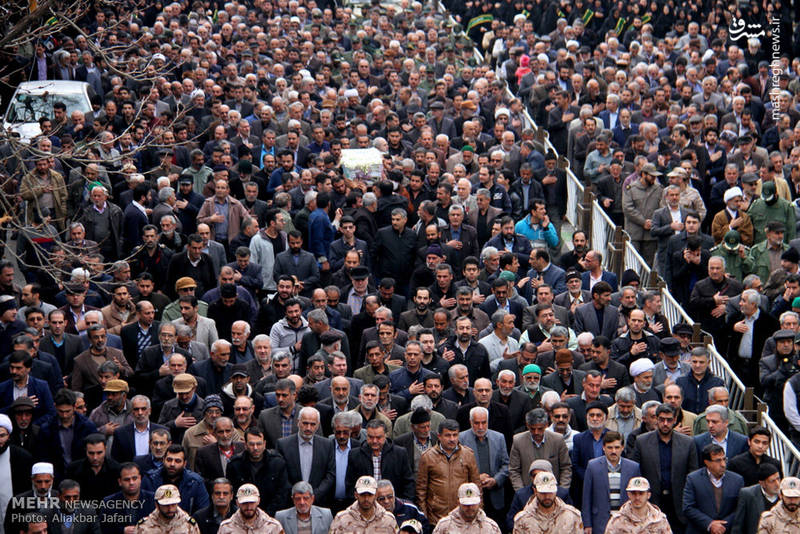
left=669, top=208, right=682, bottom=233
left=134, top=423, right=151, bottom=457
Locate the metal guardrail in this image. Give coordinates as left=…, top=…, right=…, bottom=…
left=566, top=170, right=583, bottom=229
left=659, top=287, right=695, bottom=327
left=591, top=199, right=617, bottom=271
left=761, top=411, right=800, bottom=476
left=471, top=19, right=800, bottom=470
left=707, top=344, right=749, bottom=411
left=623, top=239, right=652, bottom=284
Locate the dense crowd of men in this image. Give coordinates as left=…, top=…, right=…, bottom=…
left=1, top=0, right=800, bottom=533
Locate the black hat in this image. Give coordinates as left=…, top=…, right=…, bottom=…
left=429, top=101, right=445, bottom=110
left=565, top=270, right=581, bottom=282
left=774, top=329, right=796, bottom=341
left=350, top=266, right=369, bottom=280
left=621, top=269, right=640, bottom=286
left=10, top=396, right=35, bottom=411
left=782, top=248, right=800, bottom=264
left=178, top=175, right=193, bottom=184
left=64, top=283, right=86, bottom=295
left=220, top=283, right=237, bottom=299
left=410, top=407, right=430, bottom=425
left=766, top=220, right=786, bottom=233
left=231, top=368, right=249, bottom=378
left=659, top=337, right=680, bottom=356
left=672, top=323, right=693, bottom=336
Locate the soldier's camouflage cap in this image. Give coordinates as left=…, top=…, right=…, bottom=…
left=155, top=484, right=181, bottom=505
left=626, top=477, right=650, bottom=491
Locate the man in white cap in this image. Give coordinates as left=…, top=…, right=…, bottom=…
left=512, top=472, right=583, bottom=533
left=629, top=358, right=660, bottom=406
left=136, top=484, right=200, bottom=534
left=218, top=483, right=283, bottom=534
left=329, top=475, right=397, bottom=532
left=711, top=186, right=754, bottom=246
left=605, top=477, right=672, bottom=533
left=432, top=482, right=501, bottom=533
left=2, top=461, right=55, bottom=534
left=756, top=476, right=800, bottom=532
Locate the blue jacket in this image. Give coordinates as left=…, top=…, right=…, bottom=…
left=581, top=270, right=619, bottom=292
left=525, top=263, right=567, bottom=296
left=308, top=208, right=334, bottom=259
left=682, top=468, right=744, bottom=534
left=145, top=466, right=209, bottom=514
left=693, top=430, right=749, bottom=461
left=389, top=366, right=437, bottom=400
left=514, top=215, right=559, bottom=249
left=485, top=233, right=534, bottom=271
left=571, top=429, right=608, bottom=482
left=582, top=456, right=641, bottom=534
left=0, top=375, right=55, bottom=424
left=459, top=429, right=509, bottom=510
left=676, top=371, right=725, bottom=414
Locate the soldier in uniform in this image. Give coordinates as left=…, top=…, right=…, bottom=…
left=329, top=475, right=399, bottom=533
left=757, top=476, right=800, bottom=533
left=604, top=477, right=672, bottom=534
left=136, top=484, right=201, bottom=534
left=710, top=230, right=749, bottom=282
left=432, top=482, right=502, bottom=534
left=512, top=472, right=583, bottom=534
left=217, top=483, right=284, bottom=534
left=748, top=181, right=796, bottom=244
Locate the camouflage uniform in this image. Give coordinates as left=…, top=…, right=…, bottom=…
left=604, top=501, right=672, bottom=534
left=329, top=501, right=398, bottom=533
left=217, top=508, right=284, bottom=534
left=432, top=507, right=502, bottom=534
left=748, top=197, right=796, bottom=244
left=512, top=497, right=583, bottom=534
left=757, top=502, right=800, bottom=534
left=135, top=507, right=201, bottom=534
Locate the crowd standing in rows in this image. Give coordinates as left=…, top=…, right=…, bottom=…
left=2, top=0, right=800, bottom=533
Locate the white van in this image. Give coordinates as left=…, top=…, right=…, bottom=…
left=2, top=80, right=94, bottom=143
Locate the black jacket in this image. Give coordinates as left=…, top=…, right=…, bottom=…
left=372, top=226, right=417, bottom=283
left=65, top=456, right=122, bottom=501
left=345, top=439, right=415, bottom=500
left=192, top=504, right=236, bottom=534
left=443, top=339, right=490, bottom=386
left=37, top=413, right=98, bottom=477
left=225, top=450, right=291, bottom=515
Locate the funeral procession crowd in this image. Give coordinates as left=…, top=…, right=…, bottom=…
left=2, top=0, right=800, bottom=533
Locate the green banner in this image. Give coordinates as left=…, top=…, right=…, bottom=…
left=466, top=14, right=493, bottom=33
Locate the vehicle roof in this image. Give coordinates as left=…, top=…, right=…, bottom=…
left=14, top=81, right=90, bottom=94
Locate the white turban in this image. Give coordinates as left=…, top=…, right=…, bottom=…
left=0, top=414, right=10, bottom=434
left=629, top=358, right=655, bottom=377
left=31, top=462, right=54, bottom=476
left=723, top=187, right=743, bottom=204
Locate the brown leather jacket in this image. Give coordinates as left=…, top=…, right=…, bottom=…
left=416, top=443, right=480, bottom=525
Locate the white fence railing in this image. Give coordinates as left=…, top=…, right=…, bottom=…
left=762, top=412, right=800, bottom=476
left=592, top=200, right=616, bottom=271
left=660, top=287, right=695, bottom=327
left=707, top=345, right=749, bottom=411
left=566, top=170, right=583, bottom=228
left=623, top=238, right=652, bottom=285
